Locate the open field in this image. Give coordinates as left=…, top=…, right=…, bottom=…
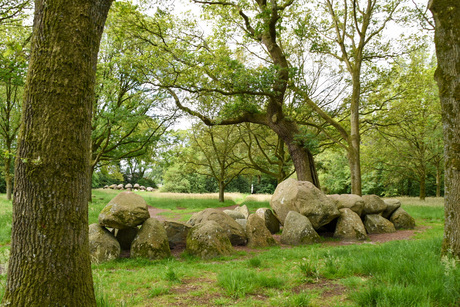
left=1, top=191, right=459, bottom=306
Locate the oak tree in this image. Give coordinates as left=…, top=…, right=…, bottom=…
left=2, top=0, right=112, bottom=305
left=429, top=0, right=460, bottom=258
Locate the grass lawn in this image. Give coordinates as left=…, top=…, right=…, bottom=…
left=1, top=191, right=459, bottom=306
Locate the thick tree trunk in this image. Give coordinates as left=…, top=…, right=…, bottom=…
left=349, top=67, right=362, bottom=196
left=88, top=163, right=96, bottom=202
left=268, top=116, right=319, bottom=187
left=2, top=0, right=112, bottom=306
left=218, top=181, right=225, bottom=202
left=348, top=147, right=362, bottom=196
left=429, top=0, right=460, bottom=258
left=287, top=142, right=319, bottom=185
left=419, top=170, right=426, bottom=201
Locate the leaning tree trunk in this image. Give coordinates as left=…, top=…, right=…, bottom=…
left=218, top=180, right=225, bottom=203
left=429, top=0, right=460, bottom=258
left=2, top=0, right=112, bottom=306
left=268, top=116, right=320, bottom=187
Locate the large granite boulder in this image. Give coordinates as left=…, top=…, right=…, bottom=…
left=115, top=227, right=138, bottom=250
left=89, top=223, right=120, bottom=263
left=270, top=178, right=340, bottom=228
left=187, top=209, right=247, bottom=246
left=131, top=218, right=171, bottom=260
left=163, top=220, right=192, bottom=249
left=185, top=221, right=234, bottom=259
left=333, top=208, right=368, bottom=241
left=235, top=205, right=249, bottom=219
left=246, top=214, right=277, bottom=248
left=223, top=209, right=246, bottom=221
left=98, top=191, right=150, bottom=229
left=328, top=194, right=365, bottom=216
left=364, top=214, right=396, bottom=234
left=390, top=207, right=416, bottom=229
left=280, top=211, right=321, bottom=245
left=235, top=219, right=247, bottom=229
left=255, top=208, right=280, bottom=234
left=382, top=199, right=402, bottom=219
left=362, top=195, right=387, bottom=215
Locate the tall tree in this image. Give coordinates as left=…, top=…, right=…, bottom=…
left=90, top=7, right=176, bottom=198
left=363, top=51, right=442, bottom=200
left=2, top=0, right=112, bottom=305
left=122, top=1, right=321, bottom=186
left=429, top=0, right=460, bottom=258
left=187, top=124, right=247, bottom=202
left=0, top=24, right=28, bottom=200
left=294, top=0, right=412, bottom=195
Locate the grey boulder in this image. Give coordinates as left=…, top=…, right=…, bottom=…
left=89, top=223, right=120, bottom=263
left=382, top=199, right=402, bottom=219
left=328, top=194, right=364, bottom=216
left=280, top=211, right=321, bottom=245
left=362, top=195, right=387, bottom=215
left=255, top=208, right=280, bottom=234
left=364, top=214, right=396, bottom=234
left=333, top=208, right=368, bottom=241
left=98, top=191, right=150, bottom=229
left=246, top=214, right=277, bottom=248
left=163, top=220, right=192, bottom=248
left=185, top=221, right=234, bottom=259
left=187, top=208, right=247, bottom=246
left=270, top=178, right=340, bottom=229
left=131, top=218, right=171, bottom=260
left=390, top=207, right=416, bottom=229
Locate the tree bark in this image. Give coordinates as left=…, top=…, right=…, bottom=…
left=2, top=0, right=112, bottom=306
left=429, top=0, right=460, bottom=258
left=267, top=115, right=319, bottom=186
left=348, top=146, right=362, bottom=196
left=218, top=180, right=225, bottom=203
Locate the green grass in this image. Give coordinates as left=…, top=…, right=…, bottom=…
left=0, top=195, right=12, bottom=246
left=217, top=267, right=285, bottom=298
left=1, top=192, right=459, bottom=306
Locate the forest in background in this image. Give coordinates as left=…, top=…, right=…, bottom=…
left=0, top=0, right=442, bottom=200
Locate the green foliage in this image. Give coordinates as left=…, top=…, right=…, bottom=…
left=161, top=165, right=217, bottom=193
left=0, top=195, right=12, bottom=245
left=316, top=150, right=351, bottom=194
left=360, top=49, right=442, bottom=198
